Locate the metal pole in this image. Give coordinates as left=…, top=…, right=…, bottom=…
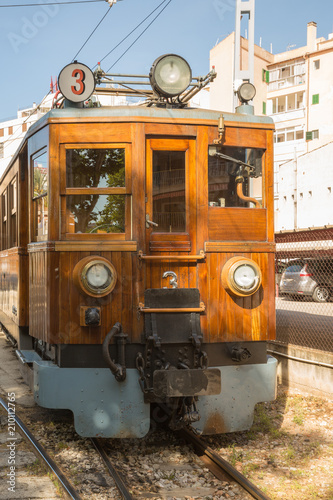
left=233, top=0, right=255, bottom=111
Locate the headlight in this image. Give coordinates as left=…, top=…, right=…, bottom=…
left=221, top=257, right=262, bottom=297
left=73, top=257, right=117, bottom=297
left=149, top=54, right=192, bottom=98
left=237, top=82, right=256, bottom=104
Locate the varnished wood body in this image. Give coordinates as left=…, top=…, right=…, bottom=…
left=0, top=108, right=275, bottom=346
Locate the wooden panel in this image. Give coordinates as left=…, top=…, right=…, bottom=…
left=196, top=127, right=209, bottom=337
left=58, top=123, right=131, bottom=144
left=55, top=241, right=137, bottom=252
left=222, top=127, right=267, bottom=149
left=149, top=234, right=191, bottom=252
left=205, top=241, right=275, bottom=253
left=144, top=123, right=197, bottom=137
left=204, top=251, right=273, bottom=342
left=208, top=207, right=267, bottom=241
left=0, top=248, right=28, bottom=326
left=130, top=123, right=145, bottom=340
left=266, top=130, right=275, bottom=242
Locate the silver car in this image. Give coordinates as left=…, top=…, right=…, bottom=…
left=280, top=258, right=333, bottom=303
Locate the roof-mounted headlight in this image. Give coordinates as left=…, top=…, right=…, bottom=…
left=237, top=82, right=256, bottom=104
left=149, top=54, right=192, bottom=98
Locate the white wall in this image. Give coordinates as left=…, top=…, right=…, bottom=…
left=278, top=141, right=333, bottom=230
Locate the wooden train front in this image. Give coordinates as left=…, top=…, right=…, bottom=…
left=3, top=106, right=277, bottom=437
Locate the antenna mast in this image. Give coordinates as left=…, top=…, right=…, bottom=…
left=233, top=0, right=255, bottom=111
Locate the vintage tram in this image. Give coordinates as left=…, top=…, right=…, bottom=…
left=0, top=56, right=277, bottom=437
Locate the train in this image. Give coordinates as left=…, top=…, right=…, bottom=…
left=0, top=55, right=277, bottom=437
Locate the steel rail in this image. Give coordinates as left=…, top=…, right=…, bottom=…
left=91, top=438, right=134, bottom=500
left=0, top=397, right=83, bottom=500
left=180, top=427, right=271, bottom=500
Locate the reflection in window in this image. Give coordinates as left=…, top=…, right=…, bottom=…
left=208, top=147, right=264, bottom=208
left=32, top=150, right=48, bottom=240
left=153, top=151, right=186, bottom=232
left=66, top=149, right=125, bottom=188
left=33, top=151, right=48, bottom=197
left=35, top=196, right=48, bottom=238
left=67, top=194, right=125, bottom=233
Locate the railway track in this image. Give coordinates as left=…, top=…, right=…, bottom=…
left=179, top=427, right=271, bottom=500
left=1, top=392, right=270, bottom=500
left=0, top=396, right=83, bottom=500
left=93, top=426, right=271, bottom=500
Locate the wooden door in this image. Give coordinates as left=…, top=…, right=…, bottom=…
left=144, top=138, right=197, bottom=289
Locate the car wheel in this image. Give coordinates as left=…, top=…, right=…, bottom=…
left=312, top=286, right=330, bottom=303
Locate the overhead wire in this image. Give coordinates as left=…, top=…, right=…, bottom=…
left=72, top=2, right=113, bottom=61
left=96, top=0, right=169, bottom=67
left=106, top=0, right=173, bottom=72
left=0, top=1, right=104, bottom=7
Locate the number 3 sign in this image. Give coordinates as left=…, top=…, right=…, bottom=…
left=58, top=62, right=95, bottom=103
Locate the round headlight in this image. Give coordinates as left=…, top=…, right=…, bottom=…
left=237, top=82, right=256, bottom=103
left=73, top=256, right=117, bottom=297
left=221, top=257, right=262, bottom=297
left=149, top=54, right=192, bottom=98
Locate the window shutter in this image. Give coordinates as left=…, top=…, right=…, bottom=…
left=262, top=69, right=265, bottom=82
left=266, top=70, right=270, bottom=83
left=306, top=131, right=313, bottom=141
left=263, top=102, right=266, bottom=115
left=312, top=94, right=319, bottom=105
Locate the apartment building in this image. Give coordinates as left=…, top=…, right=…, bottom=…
left=210, top=22, right=333, bottom=231
left=0, top=97, right=53, bottom=177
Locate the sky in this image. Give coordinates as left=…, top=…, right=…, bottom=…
left=0, top=0, right=332, bottom=120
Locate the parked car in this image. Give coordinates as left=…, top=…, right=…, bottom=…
left=279, top=258, right=333, bottom=302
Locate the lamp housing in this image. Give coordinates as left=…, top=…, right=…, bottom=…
left=149, top=54, right=192, bottom=98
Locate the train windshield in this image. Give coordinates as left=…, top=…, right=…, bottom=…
left=208, top=146, right=264, bottom=208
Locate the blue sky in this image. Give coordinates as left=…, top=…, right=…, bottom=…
left=0, top=0, right=332, bottom=120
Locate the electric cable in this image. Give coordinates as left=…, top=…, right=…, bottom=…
left=0, top=1, right=104, bottom=7
left=106, top=0, right=173, bottom=72
left=72, top=3, right=112, bottom=62
left=97, top=0, right=168, bottom=67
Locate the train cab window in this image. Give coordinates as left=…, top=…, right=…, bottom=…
left=208, top=147, right=264, bottom=208
left=152, top=150, right=186, bottom=232
left=32, top=150, right=48, bottom=240
left=64, top=147, right=128, bottom=235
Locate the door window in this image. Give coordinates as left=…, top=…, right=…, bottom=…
left=153, top=150, right=186, bottom=232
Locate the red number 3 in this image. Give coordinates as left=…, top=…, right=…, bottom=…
left=71, top=69, right=85, bottom=95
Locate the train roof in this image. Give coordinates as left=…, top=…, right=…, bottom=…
left=1, top=105, right=274, bottom=183
left=28, top=105, right=274, bottom=133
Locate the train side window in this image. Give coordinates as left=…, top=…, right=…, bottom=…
left=9, top=177, right=17, bottom=247
left=208, top=147, right=264, bottom=208
left=63, top=146, right=130, bottom=237
left=1, top=191, right=7, bottom=250
left=32, top=149, right=48, bottom=241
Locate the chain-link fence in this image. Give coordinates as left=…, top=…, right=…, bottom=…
left=275, top=226, right=333, bottom=353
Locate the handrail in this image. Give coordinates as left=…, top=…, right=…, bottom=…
left=138, top=250, right=206, bottom=261
left=138, top=302, right=206, bottom=313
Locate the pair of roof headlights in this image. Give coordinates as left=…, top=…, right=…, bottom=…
left=150, top=54, right=256, bottom=104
